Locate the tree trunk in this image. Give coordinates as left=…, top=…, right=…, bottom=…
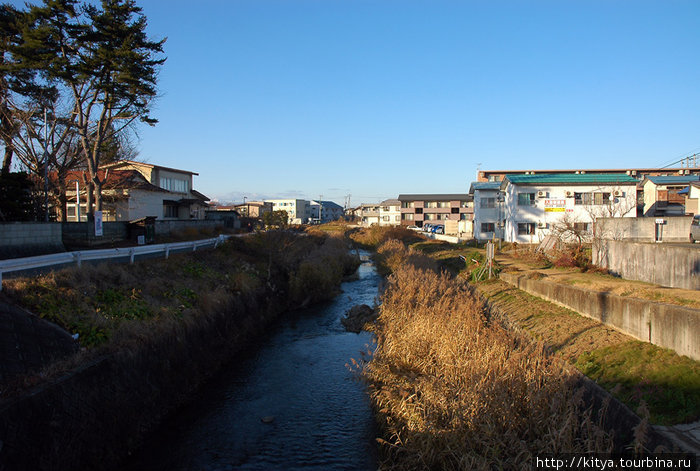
left=1, top=146, right=13, bottom=175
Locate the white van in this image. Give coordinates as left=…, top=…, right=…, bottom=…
left=690, top=215, right=700, bottom=243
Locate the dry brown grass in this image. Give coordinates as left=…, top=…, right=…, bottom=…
left=361, top=241, right=615, bottom=470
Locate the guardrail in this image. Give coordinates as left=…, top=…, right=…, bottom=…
left=0, top=234, right=232, bottom=291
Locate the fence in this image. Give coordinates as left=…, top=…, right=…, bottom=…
left=0, top=234, right=231, bottom=291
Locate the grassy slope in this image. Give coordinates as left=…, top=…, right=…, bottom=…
left=407, top=238, right=700, bottom=425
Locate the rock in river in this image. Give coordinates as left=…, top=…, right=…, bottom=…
left=341, top=304, right=377, bottom=333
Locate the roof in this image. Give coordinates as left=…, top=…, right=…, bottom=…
left=469, top=182, right=501, bottom=193
left=61, top=170, right=169, bottom=193
left=101, top=160, right=199, bottom=176
left=398, top=194, right=470, bottom=201
left=380, top=198, right=401, bottom=205
left=502, top=173, right=638, bottom=186
left=643, top=175, right=700, bottom=185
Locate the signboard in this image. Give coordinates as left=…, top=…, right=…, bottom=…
left=94, top=210, right=103, bottom=237
left=544, top=199, right=566, bottom=212
left=655, top=218, right=665, bottom=224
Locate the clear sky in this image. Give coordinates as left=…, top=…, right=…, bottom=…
left=19, top=0, right=700, bottom=205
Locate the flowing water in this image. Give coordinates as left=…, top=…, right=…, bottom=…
left=124, top=254, right=379, bottom=471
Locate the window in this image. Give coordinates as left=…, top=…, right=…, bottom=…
left=594, top=192, right=611, bottom=205
left=382, top=216, right=390, bottom=221
left=438, top=202, right=450, bottom=208
left=460, top=213, right=469, bottom=220
left=163, top=203, right=178, bottom=218
left=451, top=207, right=459, bottom=214
left=160, top=177, right=189, bottom=193
left=518, top=223, right=536, bottom=235
left=481, top=222, right=495, bottom=233
left=415, top=208, right=423, bottom=214
left=574, top=192, right=591, bottom=205
left=424, top=213, right=435, bottom=220
left=460, top=201, right=469, bottom=208
left=395, top=215, right=400, bottom=221
left=480, top=197, right=495, bottom=209
left=426, top=201, right=438, bottom=208
left=573, top=222, right=590, bottom=232
left=518, top=193, right=535, bottom=206
left=402, top=201, right=414, bottom=208
left=402, top=213, right=414, bottom=221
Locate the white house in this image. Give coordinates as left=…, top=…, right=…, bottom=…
left=379, top=199, right=401, bottom=226
left=470, top=181, right=502, bottom=241
left=499, top=173, right=638, bottom=243
left=266, top=199, right=311, bottom=224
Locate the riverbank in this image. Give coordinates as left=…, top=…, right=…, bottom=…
left=0, top=230, right=359, bottom=471
left=351, top=228, right=695, bottom=469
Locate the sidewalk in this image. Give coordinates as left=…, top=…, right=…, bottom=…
left=0, top=299, right=78, bottom=388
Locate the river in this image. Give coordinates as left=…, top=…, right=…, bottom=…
left=123, top=254, right=379, bottom=471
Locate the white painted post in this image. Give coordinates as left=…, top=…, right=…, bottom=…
left=165, top=245, right=170, bottom=259
left=129, top=248, right=135, bottom=264
left=74, top=252, right=82, bottom=268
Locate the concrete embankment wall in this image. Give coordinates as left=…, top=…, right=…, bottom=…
left=499, top=272, right=700, bottom=361
left=0, top=291, right=285, bottom=471
left=0, top=223, right=64, bottom=259
left=594, top=239, right=700, bottom=290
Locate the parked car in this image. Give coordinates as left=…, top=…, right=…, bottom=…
left=423, top=223, right=433, bottom=232
left=433, top=225, right=444, bottom=234
left=691, top=215, right=700, bottom=243
left=406, top=225, right=421, bottom=231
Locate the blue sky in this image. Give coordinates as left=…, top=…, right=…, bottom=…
left=20, top=0, right=700, bottom=205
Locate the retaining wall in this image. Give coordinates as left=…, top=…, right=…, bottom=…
left=62, top=221, right=129, bottom=248
left=594, top=240, right=700, bottom=290
left=0, top=223, right=64, bottom=259
left=500, top=272, right=700, bottom=361
left=595, top=216, right=692, bottom=243
left=0, top=289, right=286, bottom=471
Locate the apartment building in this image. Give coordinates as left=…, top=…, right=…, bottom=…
left=310, top=200, right=345, bottom=223
left=398, top=194, right=473, bottom=229
left=266, top=199, right=311, bottom=224
left=498, top=173, right=638, bottom=243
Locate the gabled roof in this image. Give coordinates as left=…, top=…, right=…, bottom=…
left=502, top=173, right=638, bottom=187
left=61, top=170, right=169, bottom=193
left=380, top=198, right=401, bottom=205
left=643, top=175, right=700, bottom=185
left=469, top=182, right=501, bottom=193
left=101, top=160, right=199, bottom=176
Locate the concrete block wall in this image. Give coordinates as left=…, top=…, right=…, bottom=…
left=594, top=240, right=700, bottom=290
left=500, top=272, right=700, bottom=361
left=155, top=219, right=221, bottom=236
left=0, top=223, right=64, bottom=259
left=595, top=216, right=692, bottom=243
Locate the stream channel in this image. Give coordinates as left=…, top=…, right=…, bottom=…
left=123, top=252, right=380, bottom=471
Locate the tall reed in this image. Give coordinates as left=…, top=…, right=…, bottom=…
left=362, top=240, right=613, bottom=470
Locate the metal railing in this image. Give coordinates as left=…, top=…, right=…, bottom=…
left=0, top=234, right=232, bottom=291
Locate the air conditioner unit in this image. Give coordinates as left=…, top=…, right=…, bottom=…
left=537, top=190, right=547, bottom=198
left=565, top=191, right=573, bottom=198
left=537, top=222, right=547, bottom=229
left=612, top=190, right=623, bottom=197
left=685, top=169, right=691, bottom=175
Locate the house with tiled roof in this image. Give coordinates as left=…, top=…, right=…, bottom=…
left=497, top=173, right=638, bottom=243
left=64, top=161, right=209, bottom=221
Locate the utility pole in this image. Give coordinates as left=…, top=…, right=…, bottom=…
left=43, top=109, right=49, bottom=222
left=318, top=194, right=323, bottom=223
